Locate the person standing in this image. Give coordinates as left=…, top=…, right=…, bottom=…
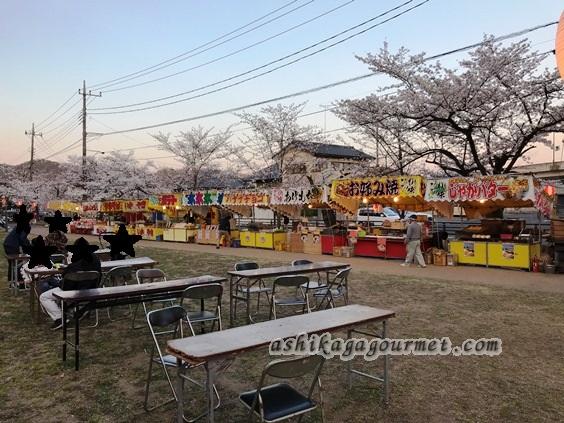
left=40, top=237, right=101, bottom=330
left=401, top=216, right=426, bottom=268
left=216, top=213, right=231, bottom=249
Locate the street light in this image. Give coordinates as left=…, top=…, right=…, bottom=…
left=87, top=150, right=105, bottom=156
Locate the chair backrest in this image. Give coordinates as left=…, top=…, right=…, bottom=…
left=61, top=271, right=100, bottom=291
left=291, top=259, right=313, bottom=266
left=252, top=355, right=326, bottom=411
left=50, top=254, right=66, bottom=265
left=273, top=275, right=309, bottom=289
left=104, top=266, right=133, bottom=287
left=136, top=268, right=166, bottom=284
left=333, top=268, right=351, bottom=285
left=147, top=305, right=186, bottom=328
left=234, top=261, right=259, bottom=271
left=181, top=283, right=223, bottom=301
left=146, top=306, right=186, bottom=357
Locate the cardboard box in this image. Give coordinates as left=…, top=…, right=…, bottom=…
left=447, top=253, right=458, bottom=266
left=333, top=246, right=342, bottom=256
left=341, top=246, right=354, bottom=258
left=287, top=232, right=304, bottom=253
left=433, top=250, right=447, bottom=266
left=391, top=221, right=406, bottom=230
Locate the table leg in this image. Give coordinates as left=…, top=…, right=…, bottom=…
left=29, top=277, right=35, bottom=320
left=383, top=320, right=389, bottom=404
left=229, top=275, right=234, bottom=327
left=205, top=361, right=217, bottom=423
left=245, top=279, right=251, bottom=325
left=176, top=360, right=185, bottom=423
left=62, top=302, right=67, bottom=362
left=75, top=305, right=80, bottom=371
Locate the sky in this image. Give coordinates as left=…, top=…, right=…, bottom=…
left=1, top=0, right=563, bottom=169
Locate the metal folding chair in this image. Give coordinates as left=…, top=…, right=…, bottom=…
left=269, top=275, right=310, bottom=320
left=132, top=268, right=174, bottom=329
left=144, top=305, right=220, bottom=421
left=233, top=261, right=271, bottom=322
left=180, top=282, right=223, bottom=336
left=239, top=355, right=325, bottom=423
left=291, top=259, right=328, bottom=310
left=313, top=268, right=351, bottom=309
left=102, top=266, right=133, bottom=321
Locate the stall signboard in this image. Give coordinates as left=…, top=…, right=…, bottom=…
left=148, top=194, right=182, bottom=208
left=223, top=191, right=269, bottom=206
left=463, top=241, right=475, bottom=257
left=270, top=187, right=319, bottom=205
left=46, top=200, right=80, bottom=212
left=425, top=176, right=532, bottom=203
left=81, top=202, right=100, bottom=213
left=123, top=199, right=149, bottom=212
left=331, top=176, right=423, bottom=200
left=501, top=243, right=515, bottom=260
left=101, top=200, right=123, bottom=212
left=182, top=191, right=225, bottom=206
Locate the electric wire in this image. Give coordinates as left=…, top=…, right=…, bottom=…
left=103, top=0, right=356, bottom=93
left=91, top=0, right=422, bottom=112
left=90, top=0, right=311, bottom=90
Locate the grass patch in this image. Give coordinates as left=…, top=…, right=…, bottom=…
left=1, top=238, right=563, bottom=422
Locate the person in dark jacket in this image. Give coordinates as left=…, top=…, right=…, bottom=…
left=216, top=213, right=232, bottom=249
left=44, top=210, right=72, bottom=233
left=103, top=224, right=142, bottom=260
left=4, top=223, right=32, bottom=281
left=40, top=237, right=101, bottom=330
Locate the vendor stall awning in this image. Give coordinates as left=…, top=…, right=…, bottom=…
left=330, top=176, right=426, bottom=215
left=424, top=175, right=554, bottom=218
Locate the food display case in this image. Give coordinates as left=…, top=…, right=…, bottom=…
left=449, top=219, right=541, bottom=270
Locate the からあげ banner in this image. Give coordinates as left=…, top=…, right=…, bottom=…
left=122, top=199, right=149, bottom=212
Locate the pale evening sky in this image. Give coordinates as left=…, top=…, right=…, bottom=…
left=1, top=0, right=562, bottom=168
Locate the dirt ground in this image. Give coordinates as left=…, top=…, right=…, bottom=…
left=0, top=228, right=563, bottom=422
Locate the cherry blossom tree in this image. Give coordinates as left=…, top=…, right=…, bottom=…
left=335, top=38, right=564, bottom=176
left=235, top=102, right=325, bottom=181
left=151, top=125, right=233, bottom=189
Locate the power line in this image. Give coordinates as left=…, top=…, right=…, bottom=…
left=103, top=0, right=356, bottom=94
left=94, top=24, right=557, bottom=136
left=91, top=0, right=422, bottom=113
left=89, top=0, right=309, bottom=90
left=35, top=91, right=77, bottom=129
left=36, top=98, right=81, bottom=132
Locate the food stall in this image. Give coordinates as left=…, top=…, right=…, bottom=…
left=225, top=190, right=283, bottom=249
left=330, top=176, right=431, bottom=259
left=425, top=175, right=553, bottom=270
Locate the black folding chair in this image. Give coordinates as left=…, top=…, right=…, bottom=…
left=239, top=355, right=325, bottom=422
left=269, top=275, right=310, bottom=319
left=233, top=261, right=271, bottom=322
left=144, top=305, right=220, bottom=421
left=180, top=282, right=223, bottom=336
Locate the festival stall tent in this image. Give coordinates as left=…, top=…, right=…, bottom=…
left=424, top=175, right=554, bottom=270
left=224, top=190, right=285, bottom=249
left=270, top=186, right=327, bottom=254
left=330, top=176, right=432, bottom=259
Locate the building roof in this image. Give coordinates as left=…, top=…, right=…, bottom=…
left=275, top=141, right=374, bottom=161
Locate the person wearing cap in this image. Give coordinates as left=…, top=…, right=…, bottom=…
left=401, top=215, right=427, bottom=268
left=40, top=237, right=101, bottom=330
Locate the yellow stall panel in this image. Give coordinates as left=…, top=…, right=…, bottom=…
left=163, top=229, right=175, bottom=241
left=449, top=241, right=488, bottom=265
left=240, top=231, right=256, bottom=248
left=487, top=242, right=539, bottom=270
left=174, top=228, right=188, bottom=242
left=256, top=232, right=274, bottom=249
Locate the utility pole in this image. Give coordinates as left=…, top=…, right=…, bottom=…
left=25, top=123, right=42, bottom=181
left=78, top=80, right=101, bottom=199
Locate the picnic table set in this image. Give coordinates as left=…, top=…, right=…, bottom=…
left=6, top=244, right=396, bottom=423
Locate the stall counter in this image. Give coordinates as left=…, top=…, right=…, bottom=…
left=449, top=241, right=488, bottom=266
left=354, top=236, right=432, bottom=260
left=321, top=234, right=347, bottom=255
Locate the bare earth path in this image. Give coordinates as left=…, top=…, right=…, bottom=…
left=32, top=226, right=564, bottom=294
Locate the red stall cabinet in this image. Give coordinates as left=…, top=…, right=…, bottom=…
left=320, top=232, right=348, bottom=255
